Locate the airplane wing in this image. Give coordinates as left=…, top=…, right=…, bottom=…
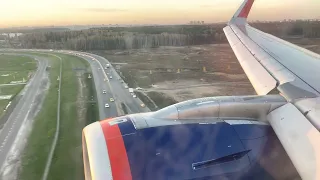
left=223, top=0, right=320, bottom=179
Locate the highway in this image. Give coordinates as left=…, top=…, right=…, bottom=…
left=91, top=54, right=150, bottom=113
left=83, top=57, right=119, bottom=119
left=73, top=52, right=150, bottom=120
left=0, top=55, right=48, bottom=169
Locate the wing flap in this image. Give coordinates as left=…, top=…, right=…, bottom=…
left=223, top=26, right=277, bottom=95
left=229, top=25, right=297, bottom=85
left=225, top=24, right=320, bottom=100
left=225, top=0, right=320, bottom=100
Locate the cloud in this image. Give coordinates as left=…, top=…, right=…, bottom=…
left=78, top=8, right=127, bottom=13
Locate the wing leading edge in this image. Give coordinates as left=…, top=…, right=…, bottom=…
left=224, top=1, right=320, bottom=179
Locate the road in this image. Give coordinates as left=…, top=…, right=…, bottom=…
left=72, top=52, right=150, bottom=120
left=92, top=54, right=150, bottom=113
left=0, top=56, right=48, bottom=169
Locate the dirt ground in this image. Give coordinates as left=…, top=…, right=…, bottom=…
left=93, top=38, right=320, bottom=106
left=94, top=44, right=255, bottom=103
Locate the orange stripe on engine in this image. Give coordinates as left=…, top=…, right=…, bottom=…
left=100, top=120, right=133, bottom=180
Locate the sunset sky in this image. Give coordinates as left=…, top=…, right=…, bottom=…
left=0, top=0, right=319, bottom=28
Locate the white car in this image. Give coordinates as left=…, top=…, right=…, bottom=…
left=109, top=76, right=112, bottom=79
left=124, top=85, right=128, bottom=89
left=103, top=90, right=106, bottom=94
left=136, top=87, right=143, bottom=90
left=133, top=94, right=137, bottom=98
left=105, top=103, right=109, bottom=108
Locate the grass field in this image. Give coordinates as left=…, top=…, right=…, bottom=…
left=0, top=100, right=8, bottom=113
left=0, top=54, right=36, bottom=84
left=18, top=53, right=98, bottom=180
left=85, top=72, right=99, bottom=125
left=0, top=84, right=25, bottom=97
left=0, top=54, right=37, bottom=118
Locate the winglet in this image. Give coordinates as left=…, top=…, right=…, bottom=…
left=231, top=0, right=255, bottom=24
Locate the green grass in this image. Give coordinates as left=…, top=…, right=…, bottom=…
left=0, top=54, right=37, bottom=84
left=18, top=53, right=98, bottom=180
left=47, top=54, right=87, bottom=180
left=0, top=84, right=25, bottom=96
left=0, top=100, right=9, bottom=117
left=0, top=85, right=25, bottom=118
left=85, top=72, right=100, bottom=124
left=0, top=54, right=36, bottom=118
left=0, top=54, right=36, bottom=71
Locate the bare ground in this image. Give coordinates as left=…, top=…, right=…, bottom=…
left=93, top=38, right=320, bottom=107
left=93, top=44, right=256, bottom=104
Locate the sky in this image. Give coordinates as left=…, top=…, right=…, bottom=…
left=0, top=0, right=319, bottom=28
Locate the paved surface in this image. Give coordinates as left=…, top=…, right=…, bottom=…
left=78, top=53, right=150, bottom=120
left=0, top=56, right=48, bottom=169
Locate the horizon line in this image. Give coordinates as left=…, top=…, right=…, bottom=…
left=1, top=18, right=319, bottom=30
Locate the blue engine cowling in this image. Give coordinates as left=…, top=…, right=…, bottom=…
left=115, top=117, right=300, bottom=180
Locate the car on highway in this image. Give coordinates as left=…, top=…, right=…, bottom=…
left=109, top=76, right=112, bottom=79
left=105, top=103, right=109, bottom=108
left=133, top=94, right=137, bottom=98
left=102, top=90, right=106, bottom=94
left=104, top=67, right=107, bottom=70
left=110, top=98, right=114, bottom=102
left=124, top=85, right=128, bottom=89
left=136, top=87, right=143, bottom=90
left=140, top=103, right=145, bottom=108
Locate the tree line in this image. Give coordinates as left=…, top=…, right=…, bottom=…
left=8, top=20, right=320, bottom=50
left=14, top=25, right=226, bottom=50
